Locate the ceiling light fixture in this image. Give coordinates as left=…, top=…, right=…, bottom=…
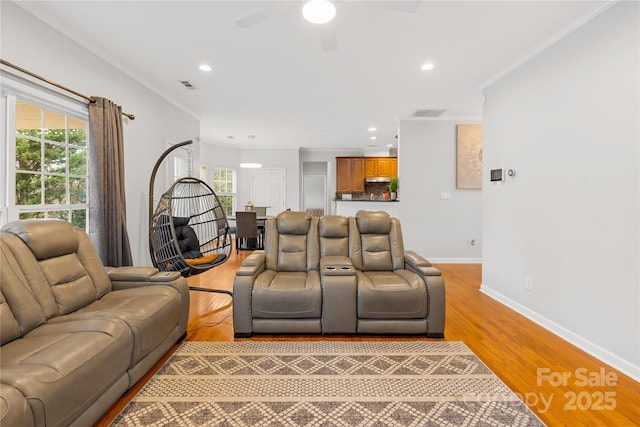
left=370, top=136, right=377, bottom=140
left=302, top=0, right=336, bottom=24
left=421, top=63, right=435, bottom=71
left=240, top=162, right=262, bottom=169
left=199, top=64, right=212, bottom=72
left=368, top=127, right=376, bottom=132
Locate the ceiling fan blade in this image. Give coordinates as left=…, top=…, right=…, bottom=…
left=364, top=1, right=422, bottom=14
left=319, top=26, right=338, bottom=52
left=233, top=7, right=274, bottom=28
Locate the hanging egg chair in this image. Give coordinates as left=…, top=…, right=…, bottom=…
left=150, top=177, right=232, bottom=276
left=148, top=140, right=232, bottom=296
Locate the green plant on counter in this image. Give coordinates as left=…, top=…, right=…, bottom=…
left=388, top=177, right=399, bottom=193
left=335, top=192, right=342, bottom=200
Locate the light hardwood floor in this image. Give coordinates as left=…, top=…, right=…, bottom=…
left=96, top=251, right=640, bottom=426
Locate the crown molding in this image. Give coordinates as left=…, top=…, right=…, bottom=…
left=480, top=1, right=619, bottom=90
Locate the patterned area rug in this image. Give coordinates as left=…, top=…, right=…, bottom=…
left=111, top=341, right=544, bottom=426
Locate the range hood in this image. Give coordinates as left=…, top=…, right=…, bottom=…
left=365, top=176, right=391, bottom=183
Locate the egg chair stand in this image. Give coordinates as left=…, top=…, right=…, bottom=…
left=149, top=140, right=232, bottom=297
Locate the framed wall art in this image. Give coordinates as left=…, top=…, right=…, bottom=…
left=456, top=124, right=483, bottom=189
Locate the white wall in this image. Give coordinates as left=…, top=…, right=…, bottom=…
left=199, top=144, right=242, bottom=179
left=235, top=148, right=301, bottom=212
left=1, top=2, right=200, bottom=265
left=398, top=119, right=483, bottom=262
left=482, top=2, right=639, bottom=379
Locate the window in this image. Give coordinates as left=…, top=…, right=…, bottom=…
left=212, top=168, right=236, bottom=217
left=11, top=99, right=89, bottom=229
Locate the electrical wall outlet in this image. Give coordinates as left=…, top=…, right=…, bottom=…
left=525, top=276, right=533, bottom=291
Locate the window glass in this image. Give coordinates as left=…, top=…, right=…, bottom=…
left=12, top=100, right=89, bottom=230
left=212, top=167, right=236, bottom=217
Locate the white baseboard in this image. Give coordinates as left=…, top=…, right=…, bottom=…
left=480, top=283, right=640, bottom=382
left=429, top=258, right=482, bottom=264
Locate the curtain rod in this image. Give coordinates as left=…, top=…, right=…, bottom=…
left=0, top=59, right=135, bottom=120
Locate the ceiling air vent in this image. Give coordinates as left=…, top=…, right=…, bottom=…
left=179, top=80, right=196, bottom=89
left=412, top=109, right=447, bottom=117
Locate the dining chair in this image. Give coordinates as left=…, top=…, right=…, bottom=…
left=235, top=211, right=263, bottom=253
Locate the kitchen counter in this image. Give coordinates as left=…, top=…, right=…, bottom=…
left=336, top=199, right=399, bottom=202
left=335, top=200, right=401, bottom=217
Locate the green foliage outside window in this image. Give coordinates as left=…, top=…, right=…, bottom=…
left=14, top=101, right=88, bottom=230
left=212, top=168, right=235, bottom=217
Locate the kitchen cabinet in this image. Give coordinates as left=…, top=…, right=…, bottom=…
left=364, top=157, right=398, bottom=178
left=336, top=157, right=365, bottom=193
left=389, top=157, right=398, bottom=177
left=365, top=158, right=378, bottom=178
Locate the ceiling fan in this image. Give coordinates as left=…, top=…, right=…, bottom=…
left=233, top=1, right=422, bottom=53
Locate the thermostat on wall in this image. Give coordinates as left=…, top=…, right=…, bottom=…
left=490, top=168, right=505, bottom=182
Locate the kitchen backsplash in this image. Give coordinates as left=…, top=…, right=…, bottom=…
left=345, top=182, right=392, bottom=200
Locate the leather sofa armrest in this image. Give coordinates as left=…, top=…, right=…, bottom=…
left=108, top=267, right=183, bottom=288
left=106, top=266, right=190, bottom=339
left=1, top=383, right=34, bottom=427
left=404, top=251, right=445, bottom=337
left=404, top=250, right=441, bottom=276
left=240, top=251, right=265, bottom=268
left=235, top=251, right=266, bottom=279
left=108, top=266, right=181, bottom=281
left=233, top=252, right=266, bottom=337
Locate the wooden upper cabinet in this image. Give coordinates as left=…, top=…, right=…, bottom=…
left=336, top=157, right=365, bottom=193
left=336, top=158, right=351, bottom=193
left=365, top=158, right=378, bottom=178
left=350, top=158, right=364, bottom=192
left=364, top=157, right=398, bottom=178
left=377, top=158, right=391, bottom=177
left=337, top=157, right=396, bottom=192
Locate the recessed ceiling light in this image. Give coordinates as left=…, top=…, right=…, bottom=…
left=368, top=127, right=376, bottom=132
left=421, top=63, right=435, bottom=71
left=370, top=136, right=377, bottom=140
left=386, top=144, right=393, bottom=147
left=302, top=0, right=336, bottom=24
left=199, top=64, right=212, bottom=72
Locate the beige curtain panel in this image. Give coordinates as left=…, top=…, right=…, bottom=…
left=88, top=97, right=133, bottom=266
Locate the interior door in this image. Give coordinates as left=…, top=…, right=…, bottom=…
left=251, top=168, right=285, bottom=215
left=303, top=175, right=327, bottom=215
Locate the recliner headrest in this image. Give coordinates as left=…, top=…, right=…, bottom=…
left=1, top=219, right=78, bottom=260
left=319, top=215, right=349, bottom=238
left=277, top=211, right=311, bottom=235
left=355, top=210, right=392, bottom=234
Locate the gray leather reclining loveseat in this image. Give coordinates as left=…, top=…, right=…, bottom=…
left=233, top=210, right=445, bottom=338
left=0, top=219, right=189, bottom=427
